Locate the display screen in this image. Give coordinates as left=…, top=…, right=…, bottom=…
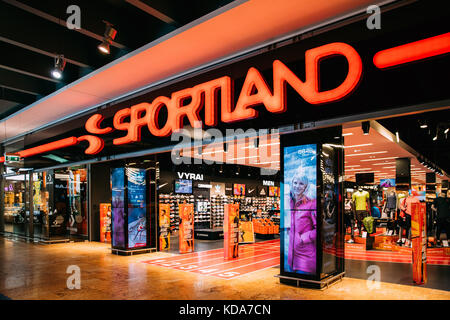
left=111, top=168, right=125, bottom=248
left=127, top=207, right=147, bottom=248
left=269, top=186, right=280, bottom=197
left=175, top=179, right=192, bottom=194
left=233, top=184, right=246, bottom=196
left=380, top=179, right=396, bottom=188
left=127, top=168, right=147, bottom=249
left=320, top=144, right=338, bottom=275
left=355, top=172, right=374, bottom=184
left=411, top=189, right=426, bottom=202
left=127, top=168, right=146, bottom=208
left=282, top=144, right=317, bottom=275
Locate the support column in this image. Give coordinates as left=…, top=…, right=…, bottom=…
left=0, top=145, right=4, bottom=233
left=28, top=171, right=34, bottom=238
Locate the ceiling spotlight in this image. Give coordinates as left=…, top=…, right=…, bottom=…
left=362, top=121, right=370, bottom=135
left=445, top=128, right=449, bottom=134
left=51, top=54, right=66, bottom=79
left=395, top=131, right=400, bottom=143
left=433, top=135, right=437, bottom=141
left=419, top=120, right=428, bottom=129
left=98, top=40, right=110, bottom=54
left=98, top=21, right=117, bottom=55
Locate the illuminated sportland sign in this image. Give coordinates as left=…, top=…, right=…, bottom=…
left=7, top=33, right=449, bottom=160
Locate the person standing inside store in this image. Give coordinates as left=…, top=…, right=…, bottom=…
left=287, top=171, right=317, bottom=275
left=352, top=187, right=370, bottom=236
left=432, top=192, right=450, bottom=247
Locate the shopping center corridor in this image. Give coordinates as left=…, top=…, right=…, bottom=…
left=1, top=237, right=449, bottom=300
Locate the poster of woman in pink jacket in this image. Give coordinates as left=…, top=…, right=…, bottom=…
left=283, top=144, right=317, bottom=275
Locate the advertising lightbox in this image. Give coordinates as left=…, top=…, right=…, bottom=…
left=282, top=144, right=317, bottom=275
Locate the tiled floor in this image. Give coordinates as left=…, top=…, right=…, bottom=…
left=0, top=237, right=449, bottom=300
left=143, top=239, right=280, bottom=279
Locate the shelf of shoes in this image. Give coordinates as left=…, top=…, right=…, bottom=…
left=210, top=195, right=229, bottom=228
left=195, top=196, right=211, bottom=228
left=158, top=193, right=194, bottom=232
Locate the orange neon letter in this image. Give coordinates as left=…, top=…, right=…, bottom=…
left=78, top=135, right=104, bottom=155
left=125, top=102, right=151, bottom=143
left=171, top=87, right=203, bottom=131
left=224, top=68, right=272, bottom=122
left=373, top=32, right=450, bottom=68
left=18, top=137, right=78, bottom=158
left=191, top=76, right=231, bottom=127
left=302, top=42, right=362, bottom=104
left=85, top=114, right=113, bottom=135
left=147, top=96, right=173, bottom=137
left=113, top=108, right=132, bottom=145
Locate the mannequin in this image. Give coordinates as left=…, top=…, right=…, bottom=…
left=383, top=188, right=397, bottom=219
left=352, top=187, right=370, bottom=236
left=432, top=192, right=450, bottom=247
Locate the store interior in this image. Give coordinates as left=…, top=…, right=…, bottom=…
left=85, top=114, right=449, bottom=258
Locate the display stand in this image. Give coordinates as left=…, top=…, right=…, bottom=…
left=276, top=272, right=345, bottom=290
left=411, top=202, right=427, bottom=284
left=239, top=211, right=255, bottom=244
left=278, top=127, right=345, bottom=290
left=159, top=203, right=171, bottom=251
left=179, top=203, right=194, bottom=254
left=224, top=203, right=240, bottom=260
left=110, top=166, right=156, bottom=256
left=99, top=203, right=111, bottom=243
left=194, top=228, right=223, bottom=240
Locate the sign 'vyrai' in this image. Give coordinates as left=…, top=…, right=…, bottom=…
left=177, top=172, right=203, bottom=181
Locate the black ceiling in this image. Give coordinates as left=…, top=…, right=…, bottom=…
left=0, top=0, right=235, bottom=119
left=378, top=108, right=450, bottom=175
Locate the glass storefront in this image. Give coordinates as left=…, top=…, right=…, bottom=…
left=32, top=172, right=49, bottom=240
left=1, top=166, right=88, bottom=241
left=3, top=174, right=29, bottom=237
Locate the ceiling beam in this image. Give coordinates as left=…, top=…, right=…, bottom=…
left=0, top=86, right=36, bottom=105
left=0, top=36, right=89, bottom=68
left=0, top=41, right=80, bottom=84
left=0, top=68, right=56, bottom=97
left=0, top=84, right=38, bottom=97
left=125, top=0, right=177, bottom=25
left=0, top=2, right=111, bottom=69
left=0, top=64, right=58, bottom=83
left=3, top=0, right=127, bottom=50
